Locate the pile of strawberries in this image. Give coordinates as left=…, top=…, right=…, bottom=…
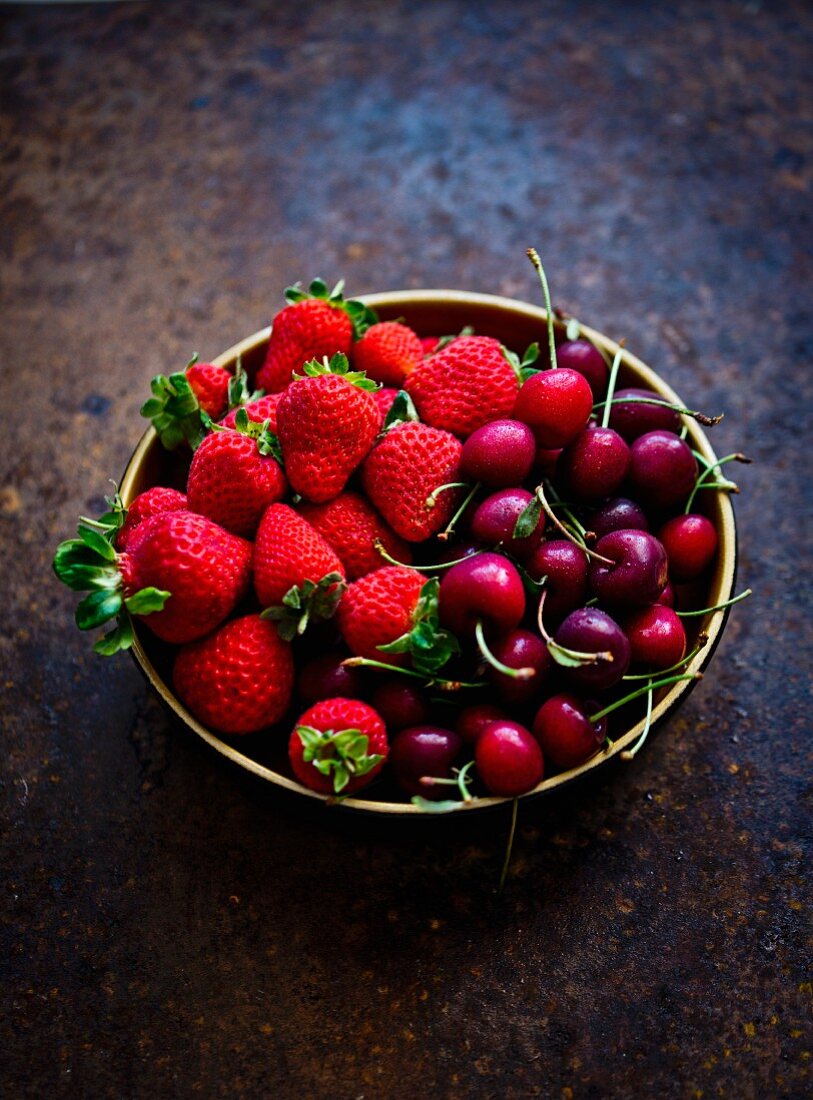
left=54, top=265, right=746, bottom=809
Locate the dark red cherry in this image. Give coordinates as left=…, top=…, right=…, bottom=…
left=657, top=581, right=675, bottom=607
left=470, top=489, right=544, bottom=559
left=455, top=704, right=508, bottom=745
left=554, top=607, right=631, bottom=691
left=658, top=513, right=719, bottom=581
left=438, top=552, right=525, bottom=638
left=297, top=651, right=363, bottom=705
left=628, top=430, right=698, bottom=510
left=592, top=497, right=649, bottom=539
left=389, top=726, right=463, bottom=799
left=608, top=387, right=682, bottom=442
left=488, top=629, right=551, bottom=706
left=369, top=679, right=430, bottom=731
left=460, top=419, right=536, bottom=488
left=532, top=694, right=607, bottom=770
left=513, top=368, right=594, bottom=449
left=559, top=425, right=631, bottom=503
left=624, top=605, right=687, bottom=669
left=475, top=720, right=544, bottom=796
left=525, top=540, right=589, bottom=622
left=555, top=339, right=608, bottom=399
left=588, top=529, right=669, bottom=606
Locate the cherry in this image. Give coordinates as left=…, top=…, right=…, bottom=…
left=525, top=540, right=588, bottom=621
left=488, top=629, right=551, bottom=706
left=455, top=703, right=508, bottom=745
left=628, top=430, right=698, bottom=510
left=438, top=552, right=525, bottom=638
left=532, top=694, right=607, bottom=770
left=555, top=339, right=608, bottom=399
left=657, top=581, right=675, bottom=607
left=389, top=725, right=463, bottom=799
left=297, top=651, right=363, bottom=705
left=607, top=387, right=682, bottom=442
left=460, top=419, right=536, bottom=488
left=592, top=497, right=649, bottom=539
left=559, top=425, right=631, bottom=503
left=475, top=720, right=544, bottom=796
left=658, top=513, right=718, bottom=582
left=554, top=607, right=631, bottom=691
left=624, top=605, right=687, bottom=669
left=370, top=679, right=430, bottom=731
left=470, top=488, right=545, bottom=559
left=588, top=529, right=668, bottom=606
left=513, top=368, right=594, bottom=449
left=534, top=445, right=562, bottom=480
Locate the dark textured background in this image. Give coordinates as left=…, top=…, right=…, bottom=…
left=1, top=2, right=811, bottom=1097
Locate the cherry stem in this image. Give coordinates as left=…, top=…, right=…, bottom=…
left=675, top=588, right=752, bottom=618
left=421, top=760, right=475, bottom=802
left=536, top=482, right=614, bottom=565
left=426, top=482, right=468, bottom=511
left=498, top=798, right=519, bottom=894
left=589, top=672, right=702, bottom=723
left=474, top=619, right=535, bottom=680
left=594, top=395, right=724, bottom=428
left=620, top=685, right=654, bottom=761
left=527, top=247, right=557, bottom=371
left=437, top=481, right=481, bottom=542
left=374, top=539, right=483, bottom=572
left=600, top=343, right=626, bottom=430
left=536, top=591, right=614, bottom=667
left=341, top=656, right=485, bottom=690
left=622, top=634, right=709, bottom=680
left=685, top=452, right=750, bottom=513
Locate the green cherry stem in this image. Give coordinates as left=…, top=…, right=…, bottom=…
left=675, top=589, right=752, bottom=618
left=536, top=590, right=614, bottom=667
left=622, top=633, right=709, bottom=681
left=474, top=619, right=534, bottom=680
left=425, top=482, right=469, bottom=511
left=498, top=798, right=520, bottom=894
left=588, top=672, right=702, bottom=724
left=374, top=539, right=483, bottom=572
left=341, top=657, right=485, bottom=691
left=437, top=482, right=481, bottom=542
left=593, top=395, right=724, bottom=428
left=527, top=247, right=558, bottom=371
left=600, top=343, right=626, bottom=429
left=535, top=482, right=614, bottom=565
left=685, top=452, right=750, bottom=513
left=620, top=685, right=654, bottom=761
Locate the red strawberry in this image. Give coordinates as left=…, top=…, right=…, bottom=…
left=116, top=487, right=188, bottom=551
left=372, top=387, right=400, bottom=424
left=173, top=615, right=294, bottom=735
left=185, top=361, right=231, bottom=418
left=361, top=421, right=463, bottom=542
left=186, top=421, right=287, bottom=538
left=254, top=503, right=346, bottom=638
left=54, top=508, right=252, bottom=653
left=289, top=697, right=388, bottom=795
left=405, top=334, right=519, bottom=438
left=256, top=278, right=377, bottom=393
left=298, top=491, right=412, bottom=581
left=219, top=391, right=282, bottom=432
left=420, top=335, right=442, bottom=356
left=140, top=355, right=232, bottom=450
left=276, top=354, right=381, bottom=503
left=351, top=321, right=423, bottom=386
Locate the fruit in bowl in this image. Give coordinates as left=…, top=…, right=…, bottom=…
left=53, top=255, right=748, bottom=815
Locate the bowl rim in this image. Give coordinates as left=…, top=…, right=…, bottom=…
left=120, top=289, right=737, bottom=816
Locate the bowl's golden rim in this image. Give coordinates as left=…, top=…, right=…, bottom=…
left=120, top=290, right=737, bottom=816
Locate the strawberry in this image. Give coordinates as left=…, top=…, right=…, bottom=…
left=254, top=503, right=346, bottom=639
left=298, top=491, right=412, bottom=581
left=361, top=420, right=463, bottom=542
left=53, top=507, right=252, bottom=653
left=140, top=355, right=232, bottom=450
left=173, top=614, right=294, bottom=735
left=276, top=353, right=381, bottom=503
left=219, top=391, right=282, bottom=432
left=372, top=387, right=400, bottom=424
left=420, top=336, right=442, bottom=356
left=115, top=487, right=188, bottom=551
left=288, top=697, right=388, bottom=795
left=186, top=414, right=287, bottom=537
left=256, top=278, right=377, bottom=393
left=351, top=321, right=423, bottom=386
left=337, top=567, right=458, bottom=675
left=405, top=334, right=520, bottom=438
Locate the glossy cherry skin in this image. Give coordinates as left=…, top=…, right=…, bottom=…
left=470, top=489, right=544, bottom=560
left=513, top=368, right=594, bottom=449
left=560, top=425, right=631, bottom=503
left=628, top=430, right=698, bottom=510
left=658, top=513, right=718, bottom=581
left=389, top=726, right=463, bottom=799
left=475, top=720, right=544, bottom=796
left=657, top=581, right=675, bottom=607
left=555, top=339, right=608, bottom=399
left=588, top=529, right=669, bottom=606
left=608, top=387, right=682, bottom=442
left=455, top=704, right=508, bottom=745
left=297, top=651, right=363, bottom=706
left=460, top=419, right=536, bottom=488
left=438, top=552, right=525, bottom=638
left=624, top=605, right=687, bottom=669
left=554, top=607, right=631, bottom=691
left=488, top=629, right=552, bottom=706
left=592, top=497, right=649, bottom=539
left=532, top=694, right=607, bottom=771
left=525, top=540, right=589, bottom=622
left=370, top=679, right=430, bottom=731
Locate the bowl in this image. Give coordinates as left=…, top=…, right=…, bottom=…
left=119, top=290, right=737, bottom=815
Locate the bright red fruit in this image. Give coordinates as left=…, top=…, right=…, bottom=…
left=186, top=428, right=287, bottom=537
left=337, top=566, right=426, bottom=666
left=298, top=491, right=412, bottom=581
left=116, top=487, right=188, bottom=551
left=361, top=421, right=463, bottom=542
left=475, top=720, right=544, bottom=796
left=624, top=605, right=687, bottom=668
left=276, top=355, right=380, bottom=503
left=185, top=361, right=231, bottom=418
left=405, top=335, right=519, bottom=438
left=352, top=321, right=423, bottom=386
left=532, top=694, right=606, bottom=771
left=658, top=513, right=718, bottom=581
left=513, top=368, right=594, bottom=449
left=173, top=615, right=294, bottom=734
left=219, top=392, right=283, bottom=432
left=289, top=697, right=388, bottom=795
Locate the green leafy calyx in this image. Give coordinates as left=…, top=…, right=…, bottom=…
left=296, top=725, right=384, bottom=793
left=140, top=357, right=206, bottom=451
left=283, top=277, right=378, bottom=337
left=261, top=572, right=346, bottom=641
left=231, top=408, right=284, bottom=463
left=377, top=577, right=460, bottom=676
left=296, top=352, right=380, bottom=392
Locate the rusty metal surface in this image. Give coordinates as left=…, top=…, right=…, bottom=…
left=1, top=1, right=810, bottom=1096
